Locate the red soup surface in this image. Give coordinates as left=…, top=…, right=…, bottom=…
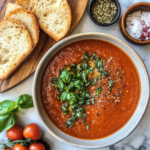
left=41, top=40, right=141, bottom=139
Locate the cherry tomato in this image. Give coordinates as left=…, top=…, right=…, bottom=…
left=13, top=144, right=27, bottom=150
left=1, top=147, right=12, bottom=150
left=23, top=123, right=42, bottom=140
left=28, top=143, right=45, bottom=150
left=6, top=124, right=23, bottom=140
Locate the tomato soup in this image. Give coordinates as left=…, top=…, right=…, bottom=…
left=41, top=40, right=140, bottom=139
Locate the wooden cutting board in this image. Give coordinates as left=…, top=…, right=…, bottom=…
left=0, top=0, right=88, bottom=93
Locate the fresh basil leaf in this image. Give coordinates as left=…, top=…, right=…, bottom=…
left=61, top=92, right=68, bottom=102
left=0, top=100, right=15, bottom=111
left=67, top=92, right=79, bottom=105
left=60, top=69, right=71, bottom=83
left=109, top=80, right=114, bottom=88
left=96, top=87, right=102, bottom=97
left=85, top=99, right=90, bottom=105
left=91, top=52, right=96, bottom=59
left=92, top=78, right=98, bottom=85
left=50, top=78, right=58, bottom=84
left=76, top=70, right=81, bottom=78
left=50, top=78, right=58, bottom=89
left=67, top=115, right=77, bottom=127
left=1, top=104, right=17, bottom=115
left=70, top=64, right=76, bottom=71
left=76, top=110, right=82, bottom=117
left=17, top=106, right=23, bottom=114
left=16, top=94, right=34, bottom=109
left=83, top=52, right=89, bottom=59
left=85, top=80, right=91, bottom=86
left=61, top=105, right=67, bottom=111
left=80, top=91, right=90, bottom=98
left=66, top=120, right=73, bottom=127
left=56, top=94, right=61, bottom=100
left=82, top=59, right=88, bottom=68
left=102, top=71, right=109, bottom=77
left=77, top=64, right=83, bottom=71
left=73, top=80, right=84, bottom=90
left=60, top=103, right=68, bottom=115
left=69, top=115, right=77, bottom=122
left=82, top=72, right=87, bottom=83
left=78, top=99, right=84, bottom=105
left=82, top=114, right=86, bottom=121
left=0, top=112, right=17, bottom=133
left=71, top=104, right=78, bottom=111
left=66, top=82, right=75, bottom=92
left=86, top=67, right=94, bottom=74
left=91, top=97, right=95, bottom=104
left=57, top=79, right=64, bottom=89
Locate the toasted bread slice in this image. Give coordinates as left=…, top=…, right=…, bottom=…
left=30, top=0, right=71, bottom=41
left=15, top=0, right=30, bottom=10
left=6, top=8, right=39, bottom=47
left=0, top=20, right=33, bottom=79
left=4, top=3, right=21, bottom=19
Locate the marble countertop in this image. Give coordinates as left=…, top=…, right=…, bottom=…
left=0, top=0, right=150, bottom=149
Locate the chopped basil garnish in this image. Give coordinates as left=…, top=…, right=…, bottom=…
left=91, top=97, right=95, bottom=104
left=92, top=78, right=98, bottom=85
left=109, top=80, right=114, bottom=88
left=102, top=71, right=109, bottom=77
left=70, top=63, right=76, bottom=71
left=86, top=125, right=89, bottom=130
left=50, top=52, right=113, bottom=129
left=83, top=52, right=89, bottom=59
left=56, top=95, right=60, bottom=100
left=96, top=87, right=102, bottom=97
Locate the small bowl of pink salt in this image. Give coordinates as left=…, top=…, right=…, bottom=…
left=120, top=2, right=150, bottom=45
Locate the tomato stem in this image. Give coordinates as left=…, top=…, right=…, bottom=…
left=0, top=140, right=27, bottom=145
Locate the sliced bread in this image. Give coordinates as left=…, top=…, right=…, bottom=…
left=15, top=0, right=30, bottom=10
left=4, top=3, right=21, bottom=19
left=0, top=20, right=33, bottom=79
left=30, top=0, right=71, bottom=41
left=5, top=8, right=39, bottom=47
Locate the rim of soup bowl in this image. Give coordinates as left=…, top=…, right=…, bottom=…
left=33, top=32, right=150, bottom=149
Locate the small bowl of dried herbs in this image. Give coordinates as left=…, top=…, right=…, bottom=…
left=88, top=0, right=121, bottom=26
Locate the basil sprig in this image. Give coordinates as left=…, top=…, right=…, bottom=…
left=0, top=94, right=34, bottom=133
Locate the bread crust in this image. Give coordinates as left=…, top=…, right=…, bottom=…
left=30, top=0, right=71, bottom=41
left=15, top=0, right=30, bottom=10
left=4, top=3, right=21, bottom=19
left=5, top=8, right=39, bottom=47
left=0, top=19, right=33, bottom=79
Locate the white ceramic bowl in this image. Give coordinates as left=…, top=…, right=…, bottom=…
left=33, top=33, right=150, bottom=149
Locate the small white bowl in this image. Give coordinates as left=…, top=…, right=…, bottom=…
left=33, top=33, right=149, bottom=149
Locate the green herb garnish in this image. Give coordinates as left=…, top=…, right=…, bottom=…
left=56, top=94, right=61, bottom=100
left=60, top=69, right=71, bottom=83
left=0, top=94, right=34, bottom=133
left=83, top=52, right=89, bottom=59
left=50, top=52, right=112, bottom=129
left=86, top=125, right=89, bottom=130
left=96, top=87, right=102, bottom=97
left=109, top=80, right=114, bottom=88
left=61, top=104, right=68, bottom=115
left=70, top=64, right=76, bottom=71
left=92, top=78, right=98, bottom=85
left=91, top=97, right=95, bottom=104
left=102, top=71, right=110, bottom=77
